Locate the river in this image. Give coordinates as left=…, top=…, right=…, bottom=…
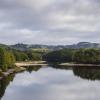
left=0, top=65, right=100, bottom=100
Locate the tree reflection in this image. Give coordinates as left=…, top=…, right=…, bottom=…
left=73, top=66, right=100, bottom=80
left=0, top=66, right=42, bottom=99
left=1, top=65, right=100, bottom=100
left=50, top=64, right=71, bottom=70
left=0, top=74, right=15, bottom=99
left=26, top=65, right=42, bottom=73
left=51, top=64, right=100, bottom=81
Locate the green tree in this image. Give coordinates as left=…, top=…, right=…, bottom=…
left=43, top=49, right=75, bottom=62
left=0, top=48, right=15, bottom=71
left=27, top=51, right=42, bottom=61
left=73, top=49, right=100, bottom=64
left=13, top=51, right=29, bottom=61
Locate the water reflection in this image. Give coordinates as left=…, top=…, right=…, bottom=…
left=1, top=65, right=100, bottom=100
left=52, top=65, right=100, bottom=80
left=73, top=66, right=100, bottom=80
left=0, top=66, right=42, bottom=99
left=0, top=74, right=15, bottom=99
left=26, top=65, right=42, bottom=73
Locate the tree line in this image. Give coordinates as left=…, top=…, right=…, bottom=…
left=0, top=47, right=43, bottom=71
left=0, top=48, right=15, bottom=71
left=43, top=48, right=100, bottom=64
left=1, top=47, right=100, bottom=71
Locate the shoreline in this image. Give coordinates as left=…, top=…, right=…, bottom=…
left=15, top=61, right=100, bottom=67
left=0, top=67, right=26, bottom=81
left=1, top=61, right=100, bottom=81
left=60, top=63, right=100, bottom=67
left=15, top=61, right=48, bottom=67
left=0, top=61, right=48, bottom=80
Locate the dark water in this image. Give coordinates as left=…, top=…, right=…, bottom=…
left=0, top=65, right=100, bottom=100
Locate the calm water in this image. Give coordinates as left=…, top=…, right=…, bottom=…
left=0, top=65, right=100, bottom=100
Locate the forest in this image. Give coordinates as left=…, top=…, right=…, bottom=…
left=43, top=48, right=100, bottom=64
left=1, top=46, right=100, bottom=72
left=0, top=47, right=43, bottom=71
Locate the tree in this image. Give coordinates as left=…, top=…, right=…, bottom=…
left=6, top=51, right=15, bottom=68
left=0, top=48, right=15, bottom=71
left=43, top=49, right=75, bottom=62
left=13, top=50, right=29, bottom=61
left=73, top=49, right=100, bottom=64
left=27, top=51, right=42, bottom=61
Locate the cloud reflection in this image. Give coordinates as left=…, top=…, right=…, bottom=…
left=2, top=67, right=100, bottom=100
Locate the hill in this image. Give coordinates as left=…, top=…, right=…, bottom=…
left=0, top=42, right=100, bottom=51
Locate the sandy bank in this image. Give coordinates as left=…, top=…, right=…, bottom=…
left=15, top=61, right=48, bottom=67
left=60, top=63, right=100, bottom=67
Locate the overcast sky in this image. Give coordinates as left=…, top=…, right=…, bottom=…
left=0, top=0, right=100, bottom=45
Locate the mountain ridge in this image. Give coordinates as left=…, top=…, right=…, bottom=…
left=0, top=42, right=100, bottom=51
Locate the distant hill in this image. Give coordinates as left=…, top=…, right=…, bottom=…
left=0, top=44, right=10, bottom=50
left=0, top=42, right=100, bottom=51
left=65, top=42, right=100, bottom=49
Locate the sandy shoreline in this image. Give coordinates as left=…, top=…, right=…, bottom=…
left=60, top=63, right=100, bottom=67
left=15, top=61, right=48, bottom=67
left=1, top=61, right=100, bottom=81
left=15, top=61, right=100, bottom=67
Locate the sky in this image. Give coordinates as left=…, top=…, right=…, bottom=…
left=0, top=0, right=100, bottom=45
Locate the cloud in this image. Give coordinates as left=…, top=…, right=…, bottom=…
left=0, top=0, right=100, bottom=45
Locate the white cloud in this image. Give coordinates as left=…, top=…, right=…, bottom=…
left=0, top=0, right=100, bottom=45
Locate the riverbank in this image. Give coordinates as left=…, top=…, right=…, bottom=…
left=0, top=67, right=26, bottom=80
left=0, top=61, right=48, bottom=80
left=60, top=63, right=100, bottom=67
left=15, top=61, right=100, bottom=67
left=15, top=61, right=48, bottom=67
left=1, top=61, right=100, bottom=81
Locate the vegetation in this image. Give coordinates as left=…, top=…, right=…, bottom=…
left=44, top=48, right=100, bottom=64
left=43, top=49, right=76, bottom=62
left=31, top=48, right=50, bottom=53
left=73, top=66, right=100, bottom=80
left=0, top=48, right=15, bottom=71
left=26, top=51, right=42, bottom=61
left=0, top=74, right=15, bottom=98
left=12, top=49, right=43, bottom=62
left=1, top=43, right=100, bottom=72
left=13, top=50, right=29, bottom=61
left=73, top=49, right=100, bottom=64
left=0, top=47, right=43, bottom=71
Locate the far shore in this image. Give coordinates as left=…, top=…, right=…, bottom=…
left=15, top=61, right=100, bottom=67
left=60, top=63, right=100, bottom=67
